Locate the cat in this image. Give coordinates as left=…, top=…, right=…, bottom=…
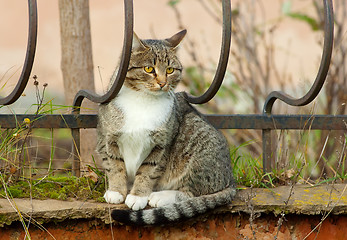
left=96, top=29, right=236, bottom=225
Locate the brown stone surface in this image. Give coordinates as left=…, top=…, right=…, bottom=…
left=0, top=184, right=346, bottom=239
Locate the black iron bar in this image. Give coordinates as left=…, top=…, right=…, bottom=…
left=1, top=114, right=345, bottom=130
left=184, top=0, right=231, bottom=104
left=69, top=0, right=133, bottom=176
left=263, top=0, right=334, bottom=114
left=72, top=0, right=133, bottom=110
left=262, top=0, right=334, bottom=172
left=0, top=0, right=37, bottom=105
left=71, top=128, right=81, bottom=177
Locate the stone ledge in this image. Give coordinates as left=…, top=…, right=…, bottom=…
left=230, top=183, right=347, bottom=216
left=0, top=184, right=345, bottom=227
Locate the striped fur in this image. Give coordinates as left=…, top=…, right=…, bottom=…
left=97, top=30, right=236, bottom=225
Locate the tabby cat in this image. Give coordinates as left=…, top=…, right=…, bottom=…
left=96, top=30, right=236, bottom=225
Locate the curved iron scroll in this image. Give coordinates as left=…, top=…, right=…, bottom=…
left=263, top=0, right=334, bottom=115
left=0, top=0, right=37, bottom=105
left=72, top=0, right=133, bottom=112
left=184, top=0, right=232, bottom=104
left=73, top=0, right=230, bottom=108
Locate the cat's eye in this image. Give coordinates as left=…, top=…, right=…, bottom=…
left=166, top=67, right=174, bottom=74
left=144, top=66, right=155, bottom=73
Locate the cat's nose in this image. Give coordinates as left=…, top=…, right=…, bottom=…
left=158, top=81, right=166, bottom=88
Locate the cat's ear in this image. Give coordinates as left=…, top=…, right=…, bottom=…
left=165, top=29, right=187, bottom=49
left=132, top=32, right=148, bottom=52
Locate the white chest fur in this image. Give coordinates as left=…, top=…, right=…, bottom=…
left=113, top=87, right=173, bottom=181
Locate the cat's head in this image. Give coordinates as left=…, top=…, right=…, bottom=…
left=125, top=30, right=186, bottom=95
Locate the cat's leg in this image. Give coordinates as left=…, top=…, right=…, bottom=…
left=104, top=156, right=127, bottom=204
left=125, top=147, right=165, bottom=210
left=103, top=137, right=127, bottom=204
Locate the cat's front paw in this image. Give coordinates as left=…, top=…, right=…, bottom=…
left=125, top=194, right=148, bottom=210
left=104, top=190, right=124, bottom=204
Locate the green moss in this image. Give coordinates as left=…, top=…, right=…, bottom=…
left=7, top=187, right=23, bottom=198
left=0, top=176, right=106, bottom=202
left=97, top=196, right=106, bottom=203
left=49, top=192, right=60, bottom=199
left=0, top=214, right=8, bottom=226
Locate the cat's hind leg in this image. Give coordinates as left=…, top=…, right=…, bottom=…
left=148, top=190, right=190, bottom=207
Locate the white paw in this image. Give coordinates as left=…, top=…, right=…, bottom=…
left=104, top=190, right=124, bottom=204
left=125, top=194, right=148, bottom=211
left=148, top=190, right=179, bottom=208
left=125, top=194, right=148, bottom=210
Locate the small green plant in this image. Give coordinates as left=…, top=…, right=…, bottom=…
left=231, top=141, right=264, bottom=188
left=0, top=75, right=80, bottom=179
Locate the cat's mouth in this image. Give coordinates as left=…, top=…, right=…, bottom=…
left=157, top=86, right=170, bottom=92
left=151, top=83, right=170, bottom=92
left=147, top=86, right=170, bottom=95
left=154, top=80, right=170, bottom=91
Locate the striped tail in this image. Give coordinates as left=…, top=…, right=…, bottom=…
left=111, top=187, right=236, bottom=225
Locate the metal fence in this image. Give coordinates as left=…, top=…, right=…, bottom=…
left=0, top=0, right=346, bottom=177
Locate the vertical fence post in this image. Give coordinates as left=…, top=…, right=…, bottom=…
left=0, top=0, right=37, bottom=106
left=262, top=129, right=271, bottom=173
left=261, top=0, right=333, bottom=174
left=71, top=128, right=81, bottom=177
left=262, top=129, right=276, bottom=173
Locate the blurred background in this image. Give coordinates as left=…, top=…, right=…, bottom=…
left=0, top=0, right=346, bottom=185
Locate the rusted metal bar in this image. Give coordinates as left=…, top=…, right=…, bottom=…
left=263, top=0, right=334, bottom=114
left=262, top=130, right=274, bottom=173
left=71, top=128, right=81, bottom=177
left=0, top=0, right=37, bottom=105
left=1, top=114, right=345, bottom=130
left=261, top=0, right=334, bottom=173
left=184, top=0, right=231, bottom=104
left=72, top=0, right=133, bottom=109
left=0, top=114, right=96, bottom=129
left=206, top=115, right=347, bottom=130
